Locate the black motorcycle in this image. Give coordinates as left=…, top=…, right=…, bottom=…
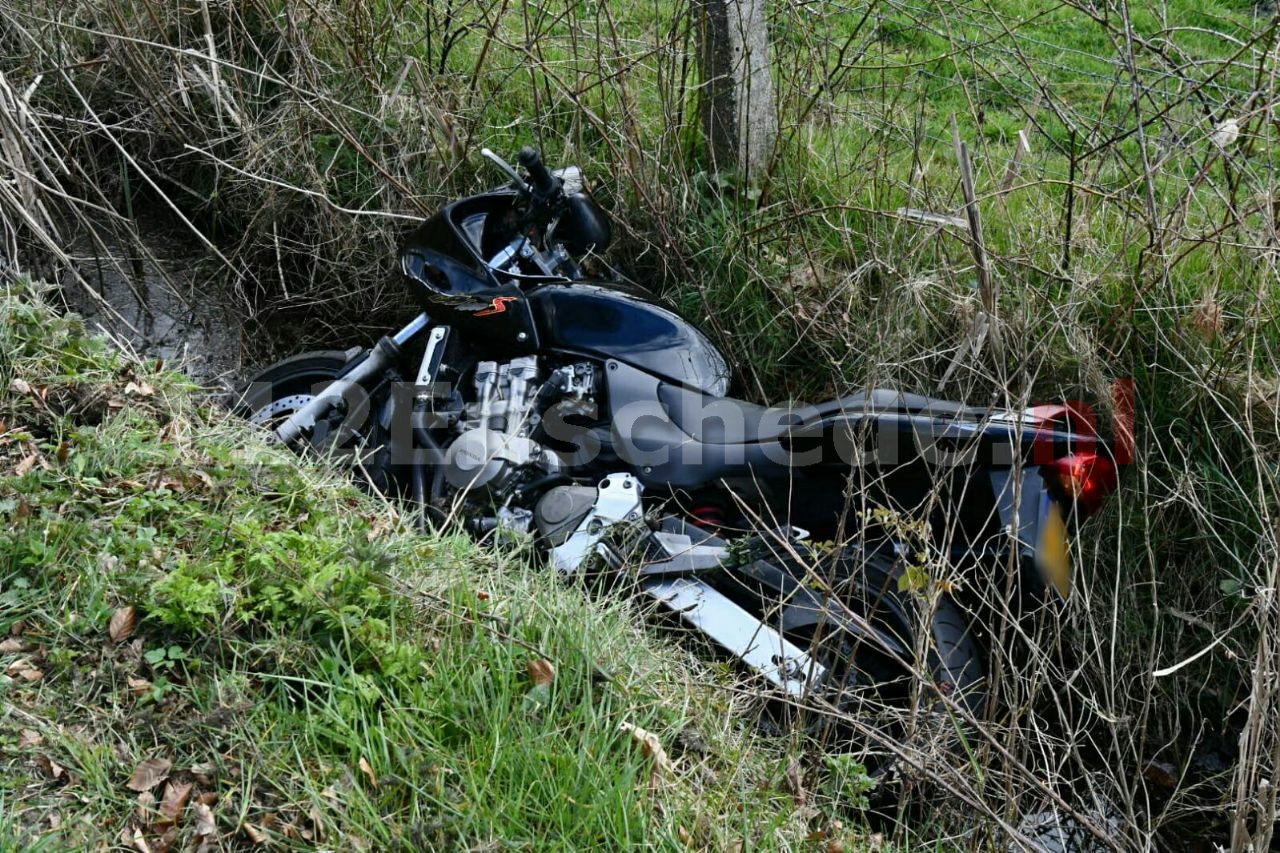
left=233, top=147, right=1120, bottom=747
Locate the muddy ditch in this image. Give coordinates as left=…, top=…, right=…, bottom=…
left=39, top=216, right=244, bottom=392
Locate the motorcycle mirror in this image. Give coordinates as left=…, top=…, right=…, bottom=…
left=553, top=165, right=585, bottom=196
left=480, top=148, right=531, bottom=193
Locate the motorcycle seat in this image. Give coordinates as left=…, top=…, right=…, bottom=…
left=656, top=383, right=986, bottom=446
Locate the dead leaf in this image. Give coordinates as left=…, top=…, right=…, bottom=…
left=192, top=802, right=216, bottom=837
left=11, top=378, right=31, bottom=395
left=358, top=756, right=378, bottom=788
left=197, top=791, right=218, bottom=806
left=1189, top=291, right=1224, bottom=342
left=131, top=826, right=152, bottom=853
left=34, top=754, right=66, bottom=781
left=619, top=721, right=675, bottom=777
left=307, top=805, right=324, bottom=842
left=365, top=517, right=389, bottom=541
left=0, top=638, right=29, bottom=653
left=124, top=381, right=155, bottom=398
left=14, top=452, right=40, bottom=476
left=527, top=658, right=555, bottom=687
left=136, top=791, right=157, bottom=825
left=190, top=763, right=216, bottom=785
left=127, top=676, right=153, bottom=698
left=158, top=781, right=193, bottom=825
left=152, top=826, right=177, bottom=853
left=784, top=757, right=807, bottom=805
left=243, top=822, right=268, bottom=844
left=18, top=729, right=42, bottom=748
left=677, top=825, right=692, bottom=846
left=126, top=757, right=172, bottom=792
left=7, top=659, right=43, bottom=682
left=1143, top=759, right=1179, bottom=789
left=110, top=607, right=138, bottom=643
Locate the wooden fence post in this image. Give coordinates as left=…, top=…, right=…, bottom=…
left=696, top=0, right=777, bottom=182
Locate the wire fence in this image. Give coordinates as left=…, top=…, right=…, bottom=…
left=773, top=0, right=1278, bottom=186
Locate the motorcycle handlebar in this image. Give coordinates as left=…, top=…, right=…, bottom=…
left=518, top=146, right=560, bottom=199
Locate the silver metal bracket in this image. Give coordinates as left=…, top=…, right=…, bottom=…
left=414, top=325, right=450, bottom=396
left=548, top=474, right=643, bottom=575
left=641, top=576, right=826, bottom=697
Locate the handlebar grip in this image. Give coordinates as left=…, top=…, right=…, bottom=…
left=517, top=146, right=558, bottom=197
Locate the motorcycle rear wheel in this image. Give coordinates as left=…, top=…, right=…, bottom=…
left=799, top=543, right=985, bottom=761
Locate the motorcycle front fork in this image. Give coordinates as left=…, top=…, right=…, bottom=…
left=272, top=312, right=433, bottom=445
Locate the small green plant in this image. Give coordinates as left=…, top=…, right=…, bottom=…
left=150, top=565, right=224, bottom=632
left=142, top=643, right=188, bottom=672
left=822, top=753, right=877, bottom=810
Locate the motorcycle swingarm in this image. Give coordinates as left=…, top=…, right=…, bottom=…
left=636, top=530, right=909, bottom=661
left=545, top=475, right=841, bottom=697
left=546, top=475, right=824, bottom=695
left=639, top=575, right=823, bottom=697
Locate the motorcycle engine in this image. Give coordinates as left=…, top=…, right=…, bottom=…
left=442, top=357, right=596, bottom=505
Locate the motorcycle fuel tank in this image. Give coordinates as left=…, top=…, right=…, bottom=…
left=528, top=282, right=731, bottom=396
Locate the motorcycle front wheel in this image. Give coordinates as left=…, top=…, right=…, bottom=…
left=229, top=351, right=351, bottom=427
left=229, top=351, right=395, bottom=492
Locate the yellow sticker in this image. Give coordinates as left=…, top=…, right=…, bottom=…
left=1037, top=499, right=1072, bottom=600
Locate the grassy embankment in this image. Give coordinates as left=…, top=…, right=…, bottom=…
left=0, top=280, right=872, bottom=850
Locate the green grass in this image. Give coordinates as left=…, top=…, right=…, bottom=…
left=0, top=280, right=874, bottom=851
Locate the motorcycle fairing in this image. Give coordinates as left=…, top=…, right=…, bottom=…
left=402, top=190, right=523, bottom=278
left=401, top=247, right=540, bottom=353
left=600, top=359, right=789, bottom=487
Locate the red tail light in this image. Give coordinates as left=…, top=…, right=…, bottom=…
left=1045, top=452, right=1118, bottom=515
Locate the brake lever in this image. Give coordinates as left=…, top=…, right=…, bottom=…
left=480, top=148, right=531, bottom=194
